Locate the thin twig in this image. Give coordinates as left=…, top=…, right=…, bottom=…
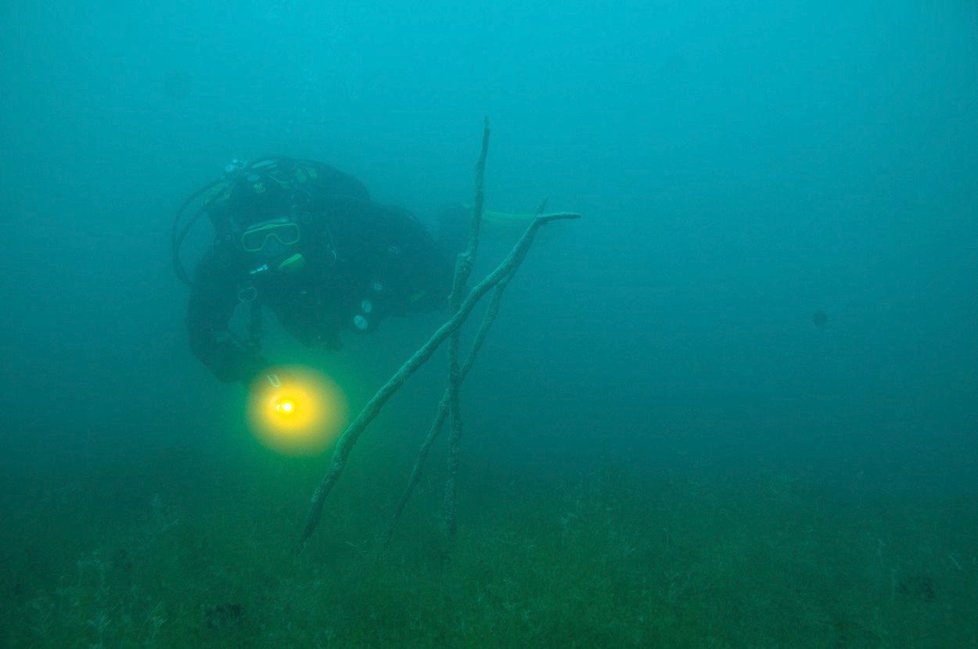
left=382, top=205, right=569, bottom=548
left=381, top=274, right=508, bottom=548
left=297, top=210, right=579, bottom=552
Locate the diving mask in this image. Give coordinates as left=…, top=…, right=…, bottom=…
left=240, top=218, right=301, bottom=253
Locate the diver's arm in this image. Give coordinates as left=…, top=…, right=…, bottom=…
left=186, top=250, right=266, bottom=383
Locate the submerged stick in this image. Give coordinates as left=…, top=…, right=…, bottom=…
left=384, top=204, right=570, bottom=548
left=382, top=275, right=510, bottom=548
left=298, top=211, right=580, bottom=551
left=443, top=119, right=491, bottom=536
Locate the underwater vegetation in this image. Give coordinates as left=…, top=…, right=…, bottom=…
left=2, top=442, right=975, bottom=648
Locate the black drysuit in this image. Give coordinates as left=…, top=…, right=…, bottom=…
left=186, top=158, right=452, bottom=383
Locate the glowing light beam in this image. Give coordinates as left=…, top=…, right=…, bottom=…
left=246, top=366, right=347, bottom=455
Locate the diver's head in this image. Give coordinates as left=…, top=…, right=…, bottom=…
left=227, top=166, right=287, bottom=224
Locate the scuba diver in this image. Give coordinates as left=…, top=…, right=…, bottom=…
left=173, top=157, right=454, bottom=383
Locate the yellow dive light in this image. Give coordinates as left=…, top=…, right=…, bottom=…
left=274, top=398, right=296, bottom=415
left=246, top=366, right=347, bottom=455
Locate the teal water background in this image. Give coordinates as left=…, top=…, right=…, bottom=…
left=1, top=2, right=976, bottom=646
